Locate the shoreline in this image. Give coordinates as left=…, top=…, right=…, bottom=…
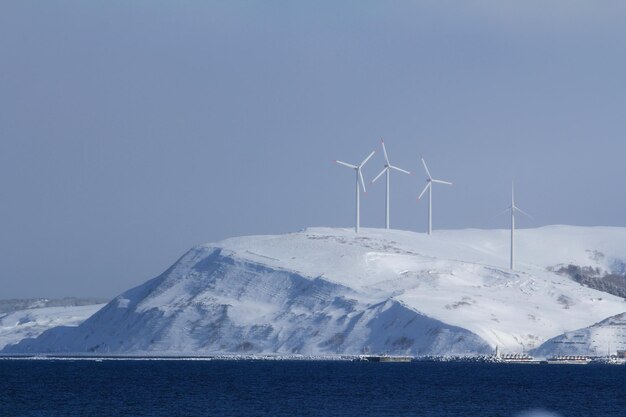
left=1, top=354, right=624, bottom=365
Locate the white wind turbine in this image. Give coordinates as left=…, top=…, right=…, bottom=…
left=371, top=139, right=411, bottom=229
left=418, top=158, right=452, bottom=235
left=335, top=150, right=376, bottom=233
left=504, top=181, right=531, bottom=270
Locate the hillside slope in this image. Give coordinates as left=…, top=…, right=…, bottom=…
left=5, top=226, right=625, bottom=355
left=531, top=312, right=626, bottom=357
left=0, top=303, right=105, bottom=350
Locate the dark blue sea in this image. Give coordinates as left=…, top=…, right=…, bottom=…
left=0, top=360, right=624, bottom=416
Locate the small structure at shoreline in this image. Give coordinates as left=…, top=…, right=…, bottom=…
left=363, top=355, right=412, bottom=363
left=546, top=355, right=591, bottom=365
left=498, top=353, right=537, bottom=363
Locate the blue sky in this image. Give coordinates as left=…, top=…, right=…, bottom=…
left=1, top=1, right=626, bottom=298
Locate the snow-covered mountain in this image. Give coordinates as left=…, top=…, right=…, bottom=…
left=531, top=312, right=626, bottom=358
left=0, top=303, right=106, bottom=350
left=0, top=297, right=107, bottom=314
left=4, top=226, right=625, bottom=356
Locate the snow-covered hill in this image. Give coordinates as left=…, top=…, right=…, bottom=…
left=531, top=312, right=626, bottom=358
left=0, top=303, right=105, bottom=350
left=4, top=226, right=626, bottom=356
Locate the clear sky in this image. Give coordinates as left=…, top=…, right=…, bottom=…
left=2, top=1, right=626, bottom=299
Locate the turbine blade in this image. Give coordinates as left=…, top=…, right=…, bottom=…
left=511, top=181, right=515, bottom=205
left=335, top=160, right=357, bottom=169
left=390, top=165, right=411, bottom=175
left=514, top=205, right=533, bottom=219
left=359, top=169, right=367, bottom=193
left=496, top=207, right=512, bottom=217
left=421, top=158, right=432, bottom=179
left=432, top=179, right=452, bottom=185
left=359, top=150, right=376, bottom=168
left=371, top=167, right=387, bottom=184
left=418, top=183, right=431, bottom=200
left=381, top=139, right=389, bottom=165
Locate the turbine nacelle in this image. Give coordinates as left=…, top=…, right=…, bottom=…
left=502, top=182, right=532, bottom=219
left=369, top=139, right=411, bottom=229
left=335, top=149, right=376, bottom=233
left=508, top=204, right=532, bottom=218
left=418, top=157, right=452, bottom=235
left=371, top=139, right=411, bottom=185
left=335, top=150, right=375, bottom=193
left=418, top=158, right=452, bottom=200
left=506, top=181, right=532, bottom=271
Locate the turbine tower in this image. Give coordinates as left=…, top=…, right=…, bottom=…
left=371, top=139, right=411, bottom=229
left=505, top=181, right=531, bottom=270
left=335, top=150, right=376, bottom=233
left=418, top=158, right=452, bottom=235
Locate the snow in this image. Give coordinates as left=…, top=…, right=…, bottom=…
left=4, top=226, right=626, bottom=356
left=0, top=304, right=105, bottom=350
left=532, top=312, right=626, bottom=358
left=211, top=226, right=626, bottom=351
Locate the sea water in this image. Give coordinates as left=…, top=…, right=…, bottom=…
left=0, top=359, right=624, bottom=416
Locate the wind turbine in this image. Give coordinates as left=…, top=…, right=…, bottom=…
left=418, top=158, right=452, bottom=235
left=371, top=139, right=411, bottom=229
left=504, top=181, right=531, bottom=270
left=335, top=150, right=376, bottom=233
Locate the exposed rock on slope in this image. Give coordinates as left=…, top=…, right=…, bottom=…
left=551, top=264, right=626, bottom=299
